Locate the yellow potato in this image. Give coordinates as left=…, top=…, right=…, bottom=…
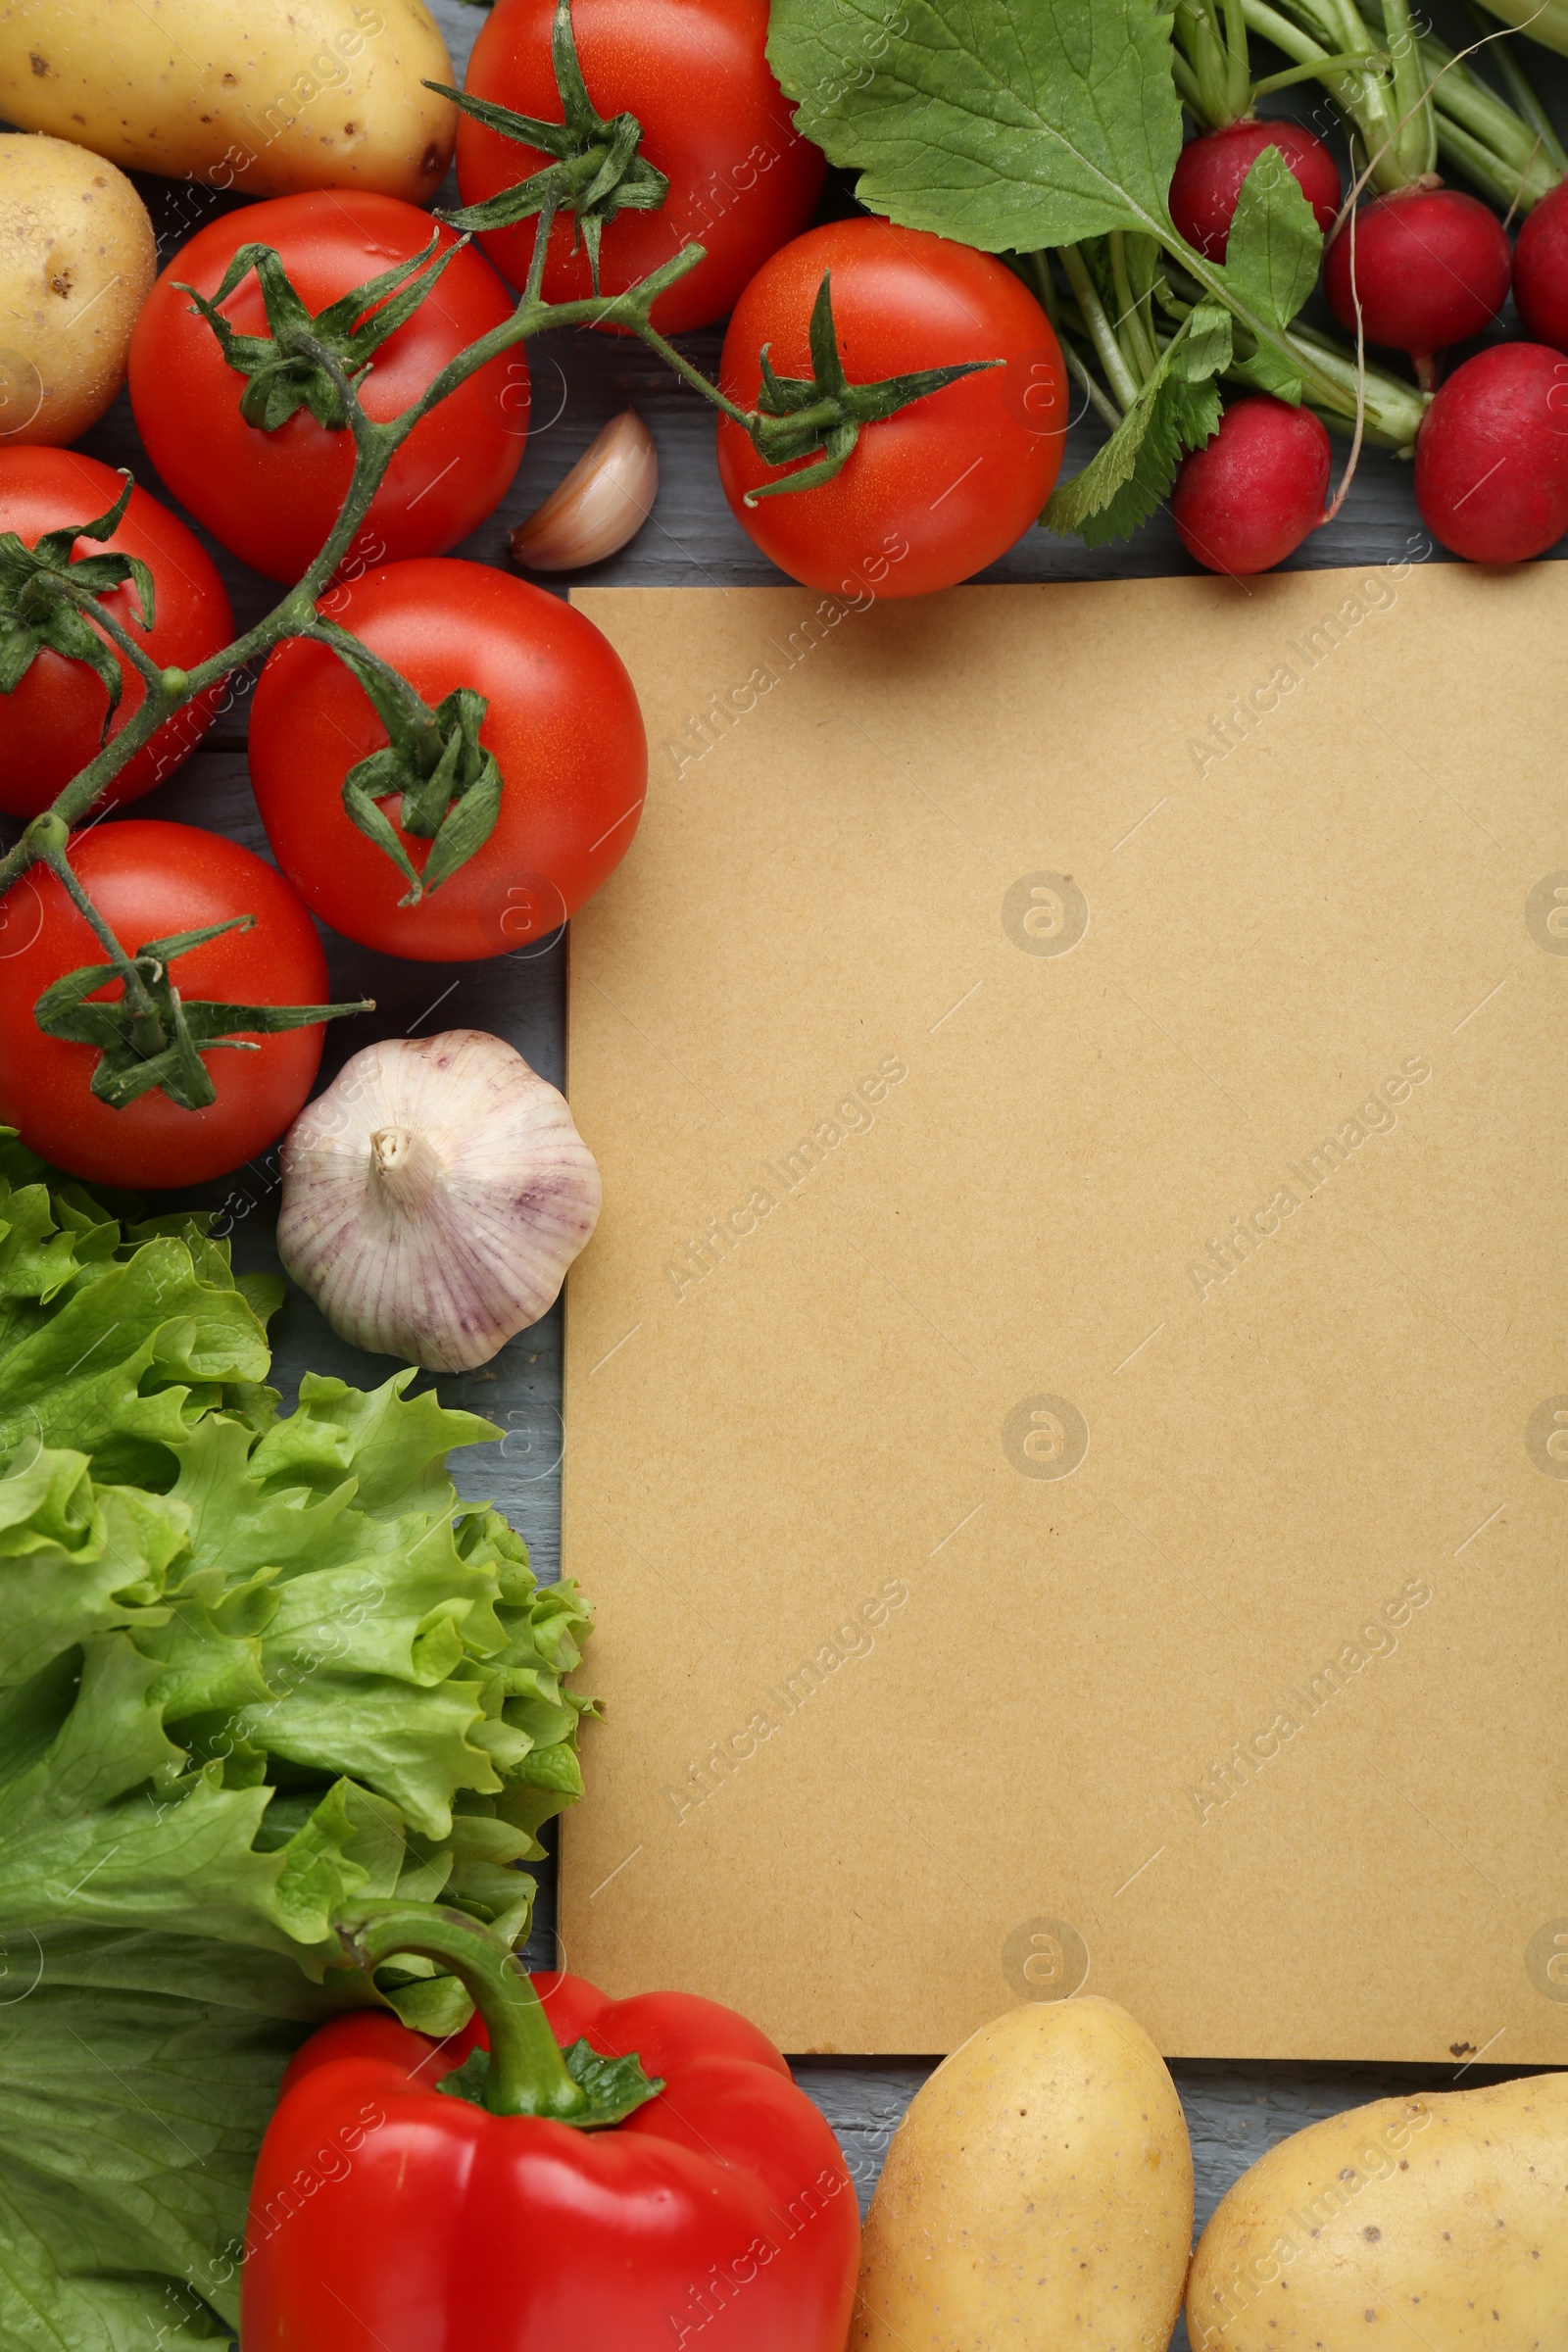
left=0, top=132, right=155, bottom=444
left=1185, top=2073, right=1568, bottom=2352
left=0, top=1, right=456, bottom=203
left=852, top=1993, right=1194, bottom=2351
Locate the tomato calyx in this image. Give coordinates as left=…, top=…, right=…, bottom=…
left=22, top=814, right=371, bottom=1113
left=32, top=917, right=372, bottom=1110
left=174, top=235, right=465, bottom=434
left=741, top=271, right=1004, bottom=504
left=0, top=475, right=155, bottom=732
left=315, top=621, right=504, bottom=906
left=430, top=0, right=668, bottom=297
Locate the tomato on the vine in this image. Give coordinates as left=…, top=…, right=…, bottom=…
left=127, top=193, right=527, bottom=584
left=248, top=559, right=647, bottom=962
left=716, top=220, right=1068, bottom=598
left=0, top=451, right=233, bottom=821
left=457, top=0, right=826, bottom=332
left=0, top=821, right=346, bottom=1190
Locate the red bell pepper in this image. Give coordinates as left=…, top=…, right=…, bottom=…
left=240, top=1904, right=860, bottom=2351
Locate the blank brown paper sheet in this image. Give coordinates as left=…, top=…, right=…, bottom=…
left=559, top=565, right=1568, bottom=2062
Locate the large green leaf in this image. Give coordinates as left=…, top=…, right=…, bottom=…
left=0, top=1971, right=290, bottom=2348
left=0, top=1921, right=405, bottom=2347
left=768, top=0, right=1185, bottom=249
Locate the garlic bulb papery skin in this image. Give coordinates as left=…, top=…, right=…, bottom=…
left=509, top=409, right=658, bottom=571
left=277, top=1030, right=603, bottom=1375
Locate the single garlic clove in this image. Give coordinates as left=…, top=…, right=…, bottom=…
left=277, top=1029, right=603, bottom=1375
left=509, top=409, right=658, bottom=572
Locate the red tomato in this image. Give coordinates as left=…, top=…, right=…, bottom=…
left=715, top=220, right=1067, bottom=598
left=0, top=450, right=233, bottom=821
left=0, top=821, right=341, bottom=1189
left=128, top=194, right=526, bottom=584
left=248, top=559, right=647, bottom=961
left=457, top=0, right=826, bottom=332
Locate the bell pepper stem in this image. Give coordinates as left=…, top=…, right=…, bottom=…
left=339, top=1903, right=589, bottom=2122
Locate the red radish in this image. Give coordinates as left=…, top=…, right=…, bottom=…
left=1170, top=396, right=1332, bottom=575
left=1414, top=342, right=1568, bottom=563
left=1512, top=180, right=1568, bottom=352
left=1169, top=122, right=1341, bottom=261
left=1325, top=189, right=1510, bottom=375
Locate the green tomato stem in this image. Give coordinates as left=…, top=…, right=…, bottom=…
left=633, top=323, right=756, bottom=427
left=522, top=197, right=560, bottom=310
left=56, top=578, right=169, bottom=698
left=22, top=818, right=166, bottom=1044
left=307, top=619, right=443, bottom=745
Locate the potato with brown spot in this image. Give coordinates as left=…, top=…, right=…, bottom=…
left=1185, top=2073, right=1568, bottom=2351
left=851, top=1994, right=1194, bottom=2350
left=0, top=132, right=154, bottom=443
left=0, top=1, right=455, bottom=201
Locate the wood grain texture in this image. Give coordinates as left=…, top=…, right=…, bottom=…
left=10, top=3, right=1555, bottom=2330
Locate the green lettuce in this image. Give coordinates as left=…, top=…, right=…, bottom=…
left=0, top=1138, right=591, bottom=2347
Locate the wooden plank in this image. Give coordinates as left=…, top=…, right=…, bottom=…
left=8, top=9, right=1559, bottom=2317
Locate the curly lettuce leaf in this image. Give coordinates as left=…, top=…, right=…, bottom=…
left=0, top=1237, right=275, bottom=1486
left=0, top=1136, right=127, bottom=1349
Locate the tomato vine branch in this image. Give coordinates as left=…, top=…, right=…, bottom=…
left=0, top=133, right=1022, bottom=1115
left=0, top=243, right=713, bottom=903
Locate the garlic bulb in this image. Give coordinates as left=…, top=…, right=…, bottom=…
left=510, top=409, right=658, bottom=571
left=277, top=1031, right=602, bottom=1374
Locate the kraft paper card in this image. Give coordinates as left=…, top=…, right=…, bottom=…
left=559, top=565, right=1568, bottom=2062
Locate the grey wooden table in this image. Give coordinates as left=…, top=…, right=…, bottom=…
left=36, top=3, right=1559, bottom=2337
